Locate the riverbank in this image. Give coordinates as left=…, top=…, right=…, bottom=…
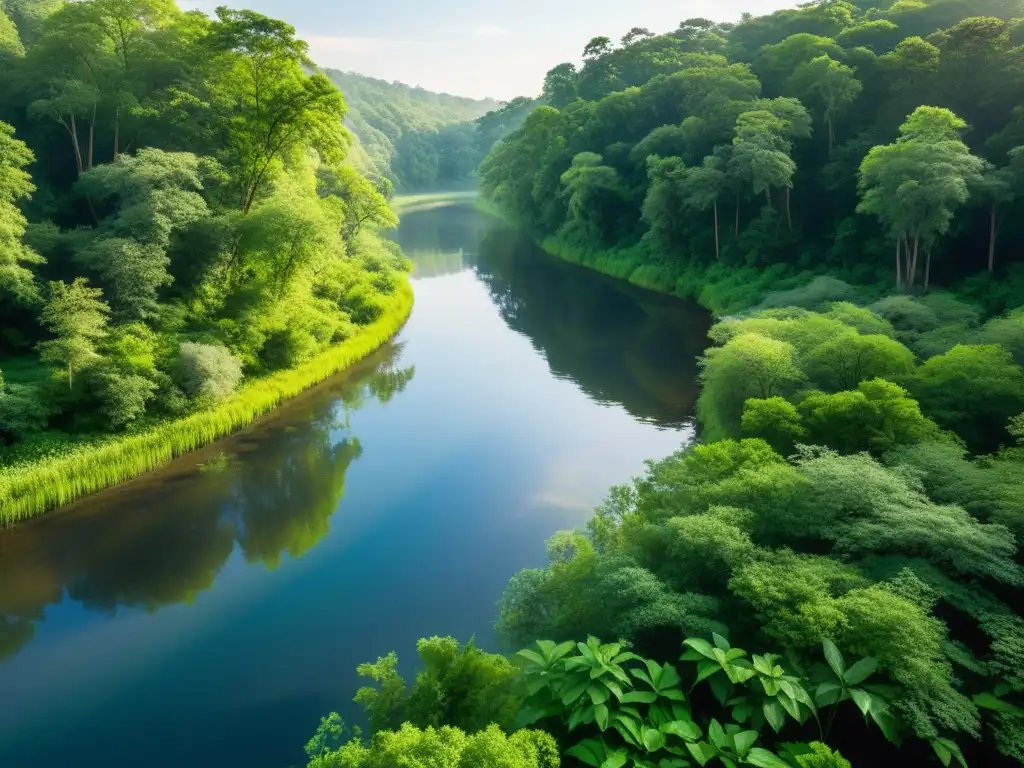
left=0, top=278, right=414, bottom=526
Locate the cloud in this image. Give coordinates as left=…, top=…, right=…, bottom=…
left=473, top=24, right=508, bottom=37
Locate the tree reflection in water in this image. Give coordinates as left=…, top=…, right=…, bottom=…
left=0, top=343, right=415, bottom=661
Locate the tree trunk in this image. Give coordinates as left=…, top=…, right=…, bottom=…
left=827, top=114, right=834, bottom=156
left=69, top=114, right=84, bottom=176
left=113, top=107, right=119, bottom=162
left=68, top=362, right=73, bottom=390
left=895, top=238, right=902, bottom=289
left=86, top=102, right=96, bottom=171
left=924, top=247, right=932, bottom=291
left=908, top=235, right=919, bottom=288
left=734, top=190, right=740, bottom=239
left=785, top=186, right=792, bottom=231
left=713, top=200, right=720, bottom=260
left=988, top=204, right=997, bottom=273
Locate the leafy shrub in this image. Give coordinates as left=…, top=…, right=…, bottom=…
left=91, top=368, right=158, bottom=428
left=0, top=383, right=48, bottom=443
left=307, top=723, right=559, bottom=768
left=756, top=276, right=861, bottom=312
left=824, top=302, right=895, bottom=337
left=974, top=308, right=1024, bottom=367
left=172, top=342, right=243, bottom=404
left=259, top=326, right=319, bottom=370
left=869, top=296, right=941, bottom=334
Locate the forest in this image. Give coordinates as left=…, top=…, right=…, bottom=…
left=301, top=0, right=1024, bottom=767
left=327, top=69, right=537, bottom=191
left=0, top=0, right=410, bottom=519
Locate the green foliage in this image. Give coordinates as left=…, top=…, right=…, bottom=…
left=307, top=723, right=559, bottom=768
left=354, top=637, right=523, bottom=735
left=907, top=344, right=1024, bottom=452
left=171, top=342, right=242, bottom=405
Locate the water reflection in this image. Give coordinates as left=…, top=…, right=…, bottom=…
left=0, top=345, right=415, bottom=661
left=397, top=206, right=711, bottom=428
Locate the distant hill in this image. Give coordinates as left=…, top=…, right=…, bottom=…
left=325, top=69, right=501, bottom=190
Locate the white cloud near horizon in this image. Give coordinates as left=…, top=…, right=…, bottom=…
left=473, top=24, right=508, bottom=36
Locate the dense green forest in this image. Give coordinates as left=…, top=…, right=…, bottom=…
left=0, top=0, right=410, bottom=518
left=300, top=1, right=1024, bottom=768
left=480, top=0, right=1024, bottom=313
left=327, top=69, right=536, bottom=191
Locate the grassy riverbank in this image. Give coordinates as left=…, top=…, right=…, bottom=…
left=0, top=279, right=414, bottom=526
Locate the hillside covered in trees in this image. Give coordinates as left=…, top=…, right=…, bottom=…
left=480, top=0, right=1024, bottom=314
left=326, top=69, right=536, bottom=191
left=0, top=0, right=409, bottom=515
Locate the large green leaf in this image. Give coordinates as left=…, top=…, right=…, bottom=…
left=589, top=685, right=611, bottom=705
left=621, top=691, right=659, bottom=704
left=660, top=688, right=687, bottom=701
left=643, top=728, right=667, bottom=753
left=734, top=730, right=759, bottom=756
left=707, top=719, right=726, bottom=749
left=713, top=633, right=731, bottom=650
left=683, top=638, right=716, bottom=661
left=600, top=752, right=628, bottom=768
left=517, top=648, right=546, bottom=667
left=843, top=656, right=878, bottom=686
left=823, top=639, right=845, bottom=679
left=814, top=681, right=843, bottom=707
left=615, top=714, right=643, bottom=747
left=661, top=719, right=702, bottom=742
left=762, top=700, right=786, bottom=733
left=563, top=678, right=591, bottom=706
left=851, top=688, right=872, bottom=716
left=745, top=748, right=793, bottom=768
left=931, top=737, right=967, bottom=768
left=659, top=663, right=682, bottom=689
left=595, top=702, right=611, bottom=731
left=685, top=742, right=713, bottom=767
left=695, top=661, right=721, bottom=685
left=973, top=692, right=1024, bottom=717
left=566, top=739, right=606, bottom=767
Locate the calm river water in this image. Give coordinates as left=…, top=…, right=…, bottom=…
left=0, top=201, right=710, bottom=768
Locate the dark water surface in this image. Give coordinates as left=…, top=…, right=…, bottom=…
left=0, top=202, right=710, bottom=768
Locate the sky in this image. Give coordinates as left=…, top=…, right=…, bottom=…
left=180, top=0, right=800, bottom=101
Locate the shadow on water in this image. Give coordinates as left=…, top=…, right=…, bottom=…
left=0, top=343, right=415, bottom=663
left=397, top=203, right=711, bottom=429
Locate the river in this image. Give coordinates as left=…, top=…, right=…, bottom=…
left=0, top=200, right=710, bottom=768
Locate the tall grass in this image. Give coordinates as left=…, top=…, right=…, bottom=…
left=0, top=279, right=414, bottom=526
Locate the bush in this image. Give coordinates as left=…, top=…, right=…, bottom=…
left=756, top=275, right=861, bottom=312
left=824, top=301, right=895, bottom=337
left=172, top=342, right=243, bottom=404
left=869, top=295, right=940, bottom=334
left=259, top=326, right=319, bottom=370
left=307, top=723, right=559, bottom=768
left=0, top=383, right=48, bottom=443
left=975, top=309, right=1024, bottom=367
left=91, top=369, right=158, bottom=429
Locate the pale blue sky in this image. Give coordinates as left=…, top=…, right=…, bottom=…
left=182, top=0, right=798, bottom=100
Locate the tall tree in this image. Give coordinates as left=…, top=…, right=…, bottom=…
left=786, top=54, right=862, bottom=154
left=209, top=8, right=348, bottom=213
left=858, top=107, right=985, bottom=288
left=37, top=278, right=110, bottom=388
left=0, top=121, right=42, bottom=310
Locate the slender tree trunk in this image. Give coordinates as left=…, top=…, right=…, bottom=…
left=785, top=187, right=792, bottom=231
left=895, top=238, right=902, bottom=289
left=69, top=114, right=84, bottom=176
left=924, top=247, right=932, bottom=291
left=827, top=115, right=834, bottom=156
left=86, top=102, right=96, bottom=171
left=734, top=190, right=740, bottom=239
left=909, top=235, right=920, bottom=288
left=113, top=107, right=120, bottom=162
left=713, top=200, right=720, bottom=260
left=68, top=362, right=73, bottom=390
left=989, top=204, right=997, bottom=273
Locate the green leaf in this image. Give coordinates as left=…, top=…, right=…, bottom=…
left=694, top=661, right=720, bottom=685
left=660, top=688, right=687, bottom=701
left=615, top=714, right=643, bottom=747
left=752, top=655, right=774, bottom=676
left=732, top=702, right=754, bottom=723
left=823, top=639, right=845, bottom=679
left=709, top=672, right=732, bottom=705
left=517, top=648, right=546, bottom=667
left=595, top=703, right=611, bottom=731
left=762, top=700, right=786, bottom=733
left=932, top=737, right=967, bottom=768
left=659, top=664, right=682, bottom=689
left=578, top=641, right=597, bottom=663
left=685, top=742, right=712, bottom=767
left=843, top=656, right=878, bottom=686
left=657, top=760, right=690, bottom=768
left=643, top=728, right=667, bottom=753
left=566, top=739, right=605, bottom=767
left=869, top=704, right=901, bottom=746
left=708, top=719, right=726, bottom=749
left=661, top=719, right=702, bottom=742
left=621, top=691, right=659, bottom=704
left=973, top=692, right=1024, bottom=717
left=601, top=752, right=628, bottom=768
left=603, top=679, right=625, bottom=700
left=569, top=704, right=591, bottom=731
left=563, top=678, right=591, bottom=706
left=734, top=730, right=758, bottom=756
left=683, top=638, right=716, bottom=661
left=589, top=685, right=610, bottom=705
left=814, top=681, right=843, bottom=707
left=745, top=748, right=793, bottom=768
left=776, top=692, right=800, bottom=721
left=633, top=668, right=655, bottom=688
left=851, top=688, right=872, bottom=716
left=713, top=633, right=731, bottom=650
